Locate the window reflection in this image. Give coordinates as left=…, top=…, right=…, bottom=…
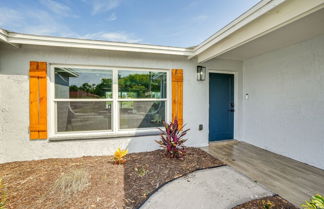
left=119, top=101, right=165, bottom=129
left=55, top=68, right=113, bottom=99
left=57, top=101, right=112, bottom=132
left=118, top=71, right=167, bottom=99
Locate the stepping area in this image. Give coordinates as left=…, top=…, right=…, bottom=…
left=141, top=166, right=273, bottom=209
left=202, top=140, right=324, bottom=206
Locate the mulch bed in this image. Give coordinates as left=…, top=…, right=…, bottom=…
left=232, top=195, right=299, bottom=209
left=0, top=147, right=224, bottom=209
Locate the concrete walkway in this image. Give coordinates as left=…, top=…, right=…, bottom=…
left=140, top=166, right=273, bottom=209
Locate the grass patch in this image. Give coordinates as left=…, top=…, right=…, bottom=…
left=52, top=168, right=90, bottom=199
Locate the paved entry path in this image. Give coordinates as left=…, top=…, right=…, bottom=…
left=140, top=166, right=273, bottom=209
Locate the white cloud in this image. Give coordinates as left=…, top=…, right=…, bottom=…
left=39, top=0, right=76, bottom=17
left=193, top=15, right=208, bottom=21
left=81, top=32, right=141, bottom=43
left=22, top=10, right=73, bottom=36
left=85, top=0, right=122, bottom=15
left=106, top=13, right=117, bottom=21
left=0, top=6, right=73, bottom=37
left=0, top=7, right=23, bottom=27
left=0, top=5, right=139, bottom=44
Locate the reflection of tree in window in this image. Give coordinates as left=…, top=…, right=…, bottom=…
left=118, top=71, right=167, bottom=129
left=118, top=72, right=166, bottom=98
left=69, top=78, right=112, bottom=98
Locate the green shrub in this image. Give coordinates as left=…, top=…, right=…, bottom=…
left=301, top=194, right=324, bottom=209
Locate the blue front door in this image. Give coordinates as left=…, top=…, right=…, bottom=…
left=209, top=73, right=234, bottom=141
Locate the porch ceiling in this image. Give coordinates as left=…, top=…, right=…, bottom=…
left=217, top=8, right=324, bottom=61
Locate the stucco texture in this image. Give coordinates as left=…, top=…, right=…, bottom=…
left=0, top=43, right=221, bottom=163
left=242, top=34, right=324, bottom=169
left=1, top=34, right=323, bottom=170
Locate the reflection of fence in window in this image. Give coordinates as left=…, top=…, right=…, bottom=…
left=55, top=68, right=113, bottom=99
left=55, top=67, right=113, bottom=133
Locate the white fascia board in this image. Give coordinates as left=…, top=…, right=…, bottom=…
left=0, top=29, right=8, bottom=42
left=0, top=0, right=289, bottom=57
left=0, top=29, right=19, bottom=48
left=6, top=32, right=194, bottom=56
left=190, top=0, right=286, bottom=59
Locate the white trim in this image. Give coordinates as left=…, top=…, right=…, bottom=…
left=54, top=98, right=114, bottom=102
left=49, top=64, right=171, bottom=139
left=49, top=63, right=55, bottom=137
left=208, top=70, right=239, bottom=140
left=51, top=63, right=170, bottom=72
left=190, top=0, right=286, bottom=59
left=166, top=69, right=172, bottom=123
left=112, top=68, right=119, bottom=134
left=118, top=98, right=167, bottom=101
left=3, top=31, right=193, bottom=56
left=0, top=29, right=19, bottom=48
left=0, top=29, right=8, bottom=43
left=49, top=129, right=161, bottom=141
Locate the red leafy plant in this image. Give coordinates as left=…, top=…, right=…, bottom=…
left=155, top=119, right=190, bottom=158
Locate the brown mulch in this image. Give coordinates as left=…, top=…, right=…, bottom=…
left=0, top=147, right=224, bottom=209
left=232, top=195, right=299, bottom=209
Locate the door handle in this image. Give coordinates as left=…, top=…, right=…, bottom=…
left=228, top=109, right=235, bottom=112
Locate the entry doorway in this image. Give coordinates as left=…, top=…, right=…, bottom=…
left=209, top=72, right=234, bottom=141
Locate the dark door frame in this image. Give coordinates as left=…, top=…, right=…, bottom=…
left=208, top=70, right=238, bottom=141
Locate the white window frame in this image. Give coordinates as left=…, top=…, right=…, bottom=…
left=49, top=64, right=171, bottom=140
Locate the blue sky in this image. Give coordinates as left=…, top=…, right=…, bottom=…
left=0, top=0, right=260, bottom=47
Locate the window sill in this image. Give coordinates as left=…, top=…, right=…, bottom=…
left=48, top=130, right=161, bottom=142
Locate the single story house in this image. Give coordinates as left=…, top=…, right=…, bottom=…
left=1, top=0, right=324, bottom=170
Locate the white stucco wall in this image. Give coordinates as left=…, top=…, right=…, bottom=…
left=0, top=44, right=210, bottom=163
left=1, top=33, right=323, bottom=170
left=0, top=42, right=245, bottom=163
left=242, top=34, right=324, bottom=169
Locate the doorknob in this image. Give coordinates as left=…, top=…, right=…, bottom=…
left=228, top=109, right=235, bottom=112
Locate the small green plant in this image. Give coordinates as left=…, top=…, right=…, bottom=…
left=262, top=200, right=274, bottom=209
left=0, top=178, right=7, bottom=209
left=301, top=194, right=324, bottom=209
left=155, top=119, right=189, bottom=159
left=134, top=167, right=149, bottom=177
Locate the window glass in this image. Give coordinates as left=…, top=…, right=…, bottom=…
left=55, top=68, right=113, bottom=99
left=57, top=101, right=112, bottom=132
left=119, top=101, right=165, bottom=129
left=118, top=70, right=167, bottom=99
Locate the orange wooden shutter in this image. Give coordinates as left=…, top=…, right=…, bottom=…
left=29, top=61, right=47, bottom=140
left=171, top=69, right=183, bottom=128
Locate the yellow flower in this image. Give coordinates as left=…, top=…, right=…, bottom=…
left=262, top=200, right=274, bottom=209
left=114, top=148, right=128, bottom=164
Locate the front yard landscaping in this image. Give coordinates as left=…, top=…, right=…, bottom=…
left=233, top=195, right=298, bottom=209
left=0, top=121, right=310, bottom=209
left=0, top=148, right=223, bottom=209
